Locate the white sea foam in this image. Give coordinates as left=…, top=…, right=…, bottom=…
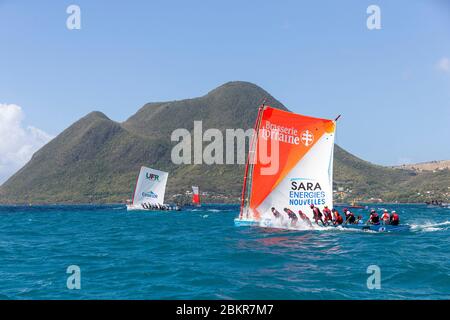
left=258, top=217, right=335, bottom=232
left=420, top=227, right=441, bottom=232
left=411, top=220, right=450, bottom=232
left=257, top=217, right=381, bottom=233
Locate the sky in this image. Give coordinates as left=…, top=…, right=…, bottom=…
left=0, top=0, right=449, bottom=183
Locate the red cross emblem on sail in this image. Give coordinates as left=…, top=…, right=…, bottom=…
left=301, top=130, right=314, bottom=146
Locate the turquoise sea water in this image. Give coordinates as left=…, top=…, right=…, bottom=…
left=0, top=204, right=449, bottom=299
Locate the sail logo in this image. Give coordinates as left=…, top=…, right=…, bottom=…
left=142, top=191, right=158, bottom=198
left=289, top=179, right=326, bottom=206
left=261, top=120, right=300, bottom=145
left=291, top=180, right=322, bottom=191
left=145, top=173, right=160, bottom=181
left=300, top=130, right=314, bottom=147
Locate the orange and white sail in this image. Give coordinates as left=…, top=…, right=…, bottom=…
left=192, top=186, right=201, bottom=206
left=239, top=106, right=336, bottom=226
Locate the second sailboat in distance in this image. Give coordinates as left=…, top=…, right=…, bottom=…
left=127, top=166, right=180, bottom=211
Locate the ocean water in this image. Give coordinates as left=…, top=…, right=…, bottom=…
left=0, top=204, right=449, bottom=300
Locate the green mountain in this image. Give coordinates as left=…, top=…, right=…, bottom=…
left=0, top=81, right=448, bottom=204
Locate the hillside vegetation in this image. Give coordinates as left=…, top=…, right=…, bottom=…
left=0, top=82, right=448, bottom=204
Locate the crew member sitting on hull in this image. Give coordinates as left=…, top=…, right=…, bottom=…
left=356, top=215, right=364, bottom=224
left=310, top=204, right=325, bottom=226
left=381, top=209, right=390, bottom=225
left=271, top=207, right=282, bottom=218
left=367, top=209, right=380, bottom=225
left=283, top=208, right=298, bottom=227
left=390, top=210, right=400, bottom=226
left=333, top=209, right=344, bottom=225
left=345, top=210, right=356, bottom=224
left=323, top=206, right=333, bottom=225
left=298, top=210, right=313, bottom=227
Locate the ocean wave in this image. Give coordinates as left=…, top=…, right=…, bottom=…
left=411, top=220, right=450, bottom=232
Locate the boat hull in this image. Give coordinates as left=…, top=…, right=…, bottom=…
left=234, top=218, right=411, bottom=232
left=126, top=205, right=181, bottom=211
left=234, top=218, right=259, bottom=227
left=337, top=223, right=411, bottom=232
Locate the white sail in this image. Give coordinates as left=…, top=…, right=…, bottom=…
left=132, top=167, right=168, bottom=206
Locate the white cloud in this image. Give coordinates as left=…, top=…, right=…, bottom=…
left=437, top=57, right=450, bottom=73
left=0, top=104, right=53, bottom=185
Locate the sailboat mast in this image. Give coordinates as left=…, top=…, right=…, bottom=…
left=239, top=103, right=265, bottom=219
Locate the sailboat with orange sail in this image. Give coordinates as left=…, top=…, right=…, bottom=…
left=234, top=104, right=337, bottom=228
left=234, top=105, right=411, bottom=232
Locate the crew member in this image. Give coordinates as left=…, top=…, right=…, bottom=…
left=345, top=210, right=356, bottom=224
left=323, top=206, right=333, bottom=225
left=310, top=204, right=325, bottom=226
left=367, top=209, right=380, bottom=225
left=381, top=209, right=390, bottom=225
left=390, top=210, right=400, bottom=226
left=298, top=210, right=313, bottom=227
left=283, top=208, right=298, bottom=226
left=333, top=210, right=344, bottom=225
left=356, top=215, right=364, bottom=224
left=271, top=207, right=282, bottom=218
